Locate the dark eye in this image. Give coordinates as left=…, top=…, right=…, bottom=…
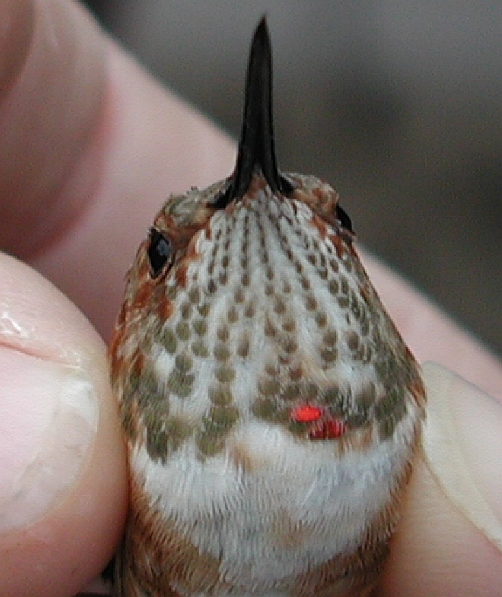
left=147, top=228, right=172, bottom=278
left=335, top=204, right=354, bottom=235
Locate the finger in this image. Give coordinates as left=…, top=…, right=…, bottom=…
left=0, top=0, right=235, bottom=340
left=0, top=254, right=127, bottom=597
left=377, top=363, right=502, bottom=596
left=0, top=0, right=106, bottom=259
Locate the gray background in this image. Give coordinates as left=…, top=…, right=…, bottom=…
left=84, top=1, right=502, bottom=357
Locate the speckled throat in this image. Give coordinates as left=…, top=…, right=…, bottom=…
left=110, top=18, right=425, bottom=597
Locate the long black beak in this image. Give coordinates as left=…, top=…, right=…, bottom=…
left=216, top=17, right=294, bottom=207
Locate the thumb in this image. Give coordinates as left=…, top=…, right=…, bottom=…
left=0, top=254, right=127, bottom=597
left=379, top=362, right=502, bottom=596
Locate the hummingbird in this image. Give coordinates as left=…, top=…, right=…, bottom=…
left=109, top=17, right=426, bottom=597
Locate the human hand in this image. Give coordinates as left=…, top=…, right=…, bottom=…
left=0, top=2, right=501, bottom=596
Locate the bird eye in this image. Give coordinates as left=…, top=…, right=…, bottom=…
left=147, top=228, right=172, bottom=278
left=335, top=204, right=354, bottom=235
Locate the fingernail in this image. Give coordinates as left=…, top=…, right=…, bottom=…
left=422, top=362, right=502, bottom=553
left=0, top=346, right=98, bottom=533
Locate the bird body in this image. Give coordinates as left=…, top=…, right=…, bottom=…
left=110, top=19, right=425, bottom=597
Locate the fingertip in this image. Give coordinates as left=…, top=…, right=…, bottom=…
left=0, top=254, right=127, bottom=597
left=377, top=363, right=502, bottom=596
left=422, top=362, right=502, bottom=551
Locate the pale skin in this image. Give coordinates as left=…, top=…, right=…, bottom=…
left=0, top=2, right=501, bottom=597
